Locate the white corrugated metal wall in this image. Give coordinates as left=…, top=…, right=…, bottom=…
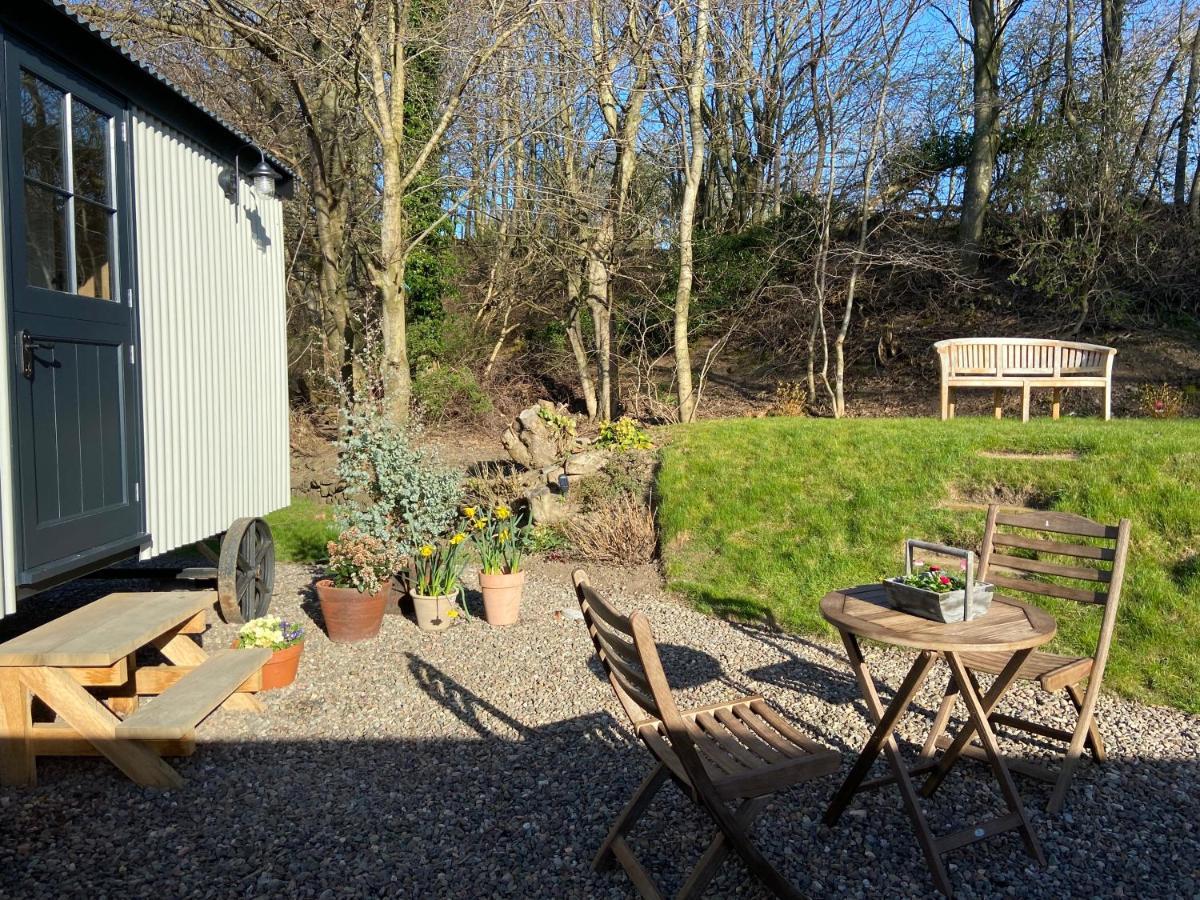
left=131, top=111, right=290, bottom=559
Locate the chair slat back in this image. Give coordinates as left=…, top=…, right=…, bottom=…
left=573, top=572, right=662, bottom=724
left=980, top=506, right=1132, bottom=662
left=572, top=570, right=716, bottom=796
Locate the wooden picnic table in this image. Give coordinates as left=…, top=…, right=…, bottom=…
left=820, top=583, right=1056, bottom=897
left=0, top=591, right=269, bottom=789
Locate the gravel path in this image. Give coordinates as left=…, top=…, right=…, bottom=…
left=0, top=561, right=1197, bottom=899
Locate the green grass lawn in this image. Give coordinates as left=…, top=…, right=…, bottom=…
left=265, top=496, right=339, bottom=563
left=656, top=417, right=1200, bottom=713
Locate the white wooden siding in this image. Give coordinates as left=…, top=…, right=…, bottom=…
left=131, top=111, right=289, bottom=559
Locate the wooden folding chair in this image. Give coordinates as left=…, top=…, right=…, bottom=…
left=572, top=570, right=839, bottom=899
left=920, top=506, right=1131, bottom=813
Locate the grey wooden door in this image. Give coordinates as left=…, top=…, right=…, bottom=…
left=4, top=45, right=144, bottom=584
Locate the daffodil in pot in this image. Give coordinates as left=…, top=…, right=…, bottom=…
left=316, top=528, right=400, bottom=642
left=411, top=531, right=469, bottom=633
left=469, top=504, right=530, bottom=627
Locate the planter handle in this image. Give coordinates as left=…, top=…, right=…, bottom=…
left=904, top=539, right=976, bottom=622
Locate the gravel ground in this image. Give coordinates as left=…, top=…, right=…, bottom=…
left=0, top=560, right=1197, bottom=899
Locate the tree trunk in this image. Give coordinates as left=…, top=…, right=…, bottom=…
left=379, top=139, right=411, bottom=422
left=1176, top=14, right=1200, bottom=208
left=673, top=0, right=709, bottom=424
left=959, top=0, right=1002, bottom=268
left=565, top=265, right=599, bottom=419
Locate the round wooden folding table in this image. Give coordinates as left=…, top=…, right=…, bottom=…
left=820, top=583, right=1056, bottom=897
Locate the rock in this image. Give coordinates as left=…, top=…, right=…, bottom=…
left=501, top=426, right=535, bottom=469
left=564, top=451, right=607, bottom=477
left=525, top=485, right=570, bottom=524
left=542, top=466, right=565, bottom=488
left=501, top=404, right=567, bottom=470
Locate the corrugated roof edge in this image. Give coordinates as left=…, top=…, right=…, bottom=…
left=42, top=0, right=298, bottom=190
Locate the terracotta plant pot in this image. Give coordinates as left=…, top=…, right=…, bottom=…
left=316, top=579, right=387, bottom=642
left=411, top=591, right=460, bottom=633
left=233, top=639, right=304, bottom=690
left=479, top=571, right=526, bottom=627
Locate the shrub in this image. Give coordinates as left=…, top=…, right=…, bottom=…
left=596, top=416, right=653, bottom=451
left=770, top=381, right=807, bottom=417
left=562, top=494, right=656, bottom=563
left=336, top=411, right=462, bottom=557
left=463, top=461, right=526, bottom=509
left=413, top=365, right=492, bottom=424
left=1138, top=383, right=1185, bottom=419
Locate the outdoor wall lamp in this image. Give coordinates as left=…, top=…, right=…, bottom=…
left=217, top=147, right=281, bottom=203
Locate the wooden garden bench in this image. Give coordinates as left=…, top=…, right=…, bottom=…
left=572, top=570, right=840, bottom=899
left=934, top=338, right=1117, bottom=421
left=920, top=506, right=1132, bottom=813
left=0, top=590, right=269, bottom=788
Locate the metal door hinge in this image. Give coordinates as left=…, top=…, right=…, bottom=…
left=133, top=482, right=140, bottom=502
left=120, top=120, right=128, bottom=142
left=128, top=344, right=136, bottom=365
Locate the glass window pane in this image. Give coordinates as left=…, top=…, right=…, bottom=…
left=24, top=182, right=69, bottom=292
left=75, top=199, right=113, bottom=300
left=20, top=71, right=65, bottom=187
left=72, top=99, right=111, bottom=204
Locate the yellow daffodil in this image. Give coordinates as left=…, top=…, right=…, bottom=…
left=498, top=528, right=510, bottom=543
left=463, top=506, right=477, bottom=518
left=446, top=608, right=459, bottom=618
left=495, top=505, right=511, bottom=520
left=472, top=517, right=486, bottom=530
left=419, top=545, right=434, bottom=558
left=449, top=532, right=466, bottom=546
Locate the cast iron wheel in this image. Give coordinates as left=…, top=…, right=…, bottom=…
left=217, top=517, right=276, bottom=623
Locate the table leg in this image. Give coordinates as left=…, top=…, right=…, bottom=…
left=18, top=667, right=183, bottom=789
left=823, top=635, right=953, bottom=896
left=921, top=649, right=1030, bottom=797
left=0, top=669, right=35, bottom=786
left=942, top=653, right=1045, bottom=865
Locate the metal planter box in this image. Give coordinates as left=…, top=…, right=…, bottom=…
left=883, top=577, right=994, bottom=623
left=884, top=539, right=993, bottom=623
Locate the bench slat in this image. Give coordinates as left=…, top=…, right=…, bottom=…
left=116, top=648, right=270, bottom=740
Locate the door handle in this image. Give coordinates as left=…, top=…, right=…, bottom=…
left=19, top=330, right=55, bottom=380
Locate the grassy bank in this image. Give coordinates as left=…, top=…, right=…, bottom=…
left=265, top=497, right=338, bottom=563
left=656, top=417, right=1200, bottom=712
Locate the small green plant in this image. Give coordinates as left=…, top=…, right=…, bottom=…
left=596, top=416, right=653, bottom=451
left=236, top=615, right=304, bottom=650
left=538, top=405, right=577, bottom=455
left=466, top=504, right=532, bottom=574
left=325, top=528, right=402, bottom=595
left=527, top=523, right=570, bottom=555
left=413, top=365, right=493, bottom=424
left=1138, top=383, right=1185, bottom=419
left=413, top=530, right=469, bottom=599
left=895, top=561, right=968, bottom=593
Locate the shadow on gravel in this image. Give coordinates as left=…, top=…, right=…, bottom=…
left=2, top=660, right=1198, bottom=899
left=581, top=642, right=727, bottom=693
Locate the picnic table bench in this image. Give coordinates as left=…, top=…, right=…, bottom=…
left=935, top=337, right=1117, bottom=421
left=0, top=591, right=269, bottom=788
